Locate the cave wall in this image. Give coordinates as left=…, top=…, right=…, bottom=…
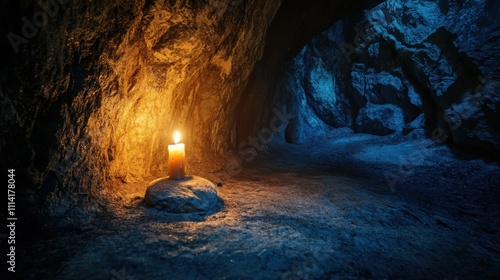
left=1, top=0, right=498, bottom=221
left=1, top=0, right=284, bottom=219
left=283, top=0, right=500, bottom=153
left=0, top=0, right=379, bottom=220
left=234, top=0, right=385, bottom=143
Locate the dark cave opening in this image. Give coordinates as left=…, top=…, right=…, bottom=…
left=1, top=0, right=499, bottom=279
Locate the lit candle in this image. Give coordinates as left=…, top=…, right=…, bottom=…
left=168, top=131, right=185, bottom=180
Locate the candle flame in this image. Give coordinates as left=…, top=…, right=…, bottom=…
left=174, top=131, right=181, bottom=144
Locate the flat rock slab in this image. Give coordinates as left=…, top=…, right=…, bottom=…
left=145, top=176, right=222, bottom=214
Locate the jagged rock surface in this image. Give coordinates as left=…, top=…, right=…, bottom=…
left=283, top=0, right=499, bottom=148
left=1, top=0, right=282, bottom=219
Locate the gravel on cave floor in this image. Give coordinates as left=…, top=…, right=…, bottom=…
left=20, top=129, right=500, bottom=279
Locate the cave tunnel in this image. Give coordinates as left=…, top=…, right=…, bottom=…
left=1, top=0, right=499, bottom=279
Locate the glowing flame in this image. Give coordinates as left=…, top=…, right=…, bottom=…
left=174, top=131, right=181, bottom=144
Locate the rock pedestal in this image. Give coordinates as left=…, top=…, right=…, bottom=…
left=145, top=176, right=222, bottom=214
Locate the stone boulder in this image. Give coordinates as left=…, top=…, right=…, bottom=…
left=145, top=176, right=222, bottom=214
left=356, top=103, right=405, bottom=135
left=351, top=65, right=423, bottom=125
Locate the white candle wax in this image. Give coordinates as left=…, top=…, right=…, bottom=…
left=168, top=131, right=185, bottom=180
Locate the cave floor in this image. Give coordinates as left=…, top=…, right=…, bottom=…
left=24, top=129, right=500, bottom=280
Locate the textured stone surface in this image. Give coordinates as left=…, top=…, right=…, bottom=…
left=145, top=176, right=221, bottom=214
left=0, top=0, right=281, bottom=218
left=356, top=103, right=405, bottom=135
left=283, top=0, right=499, bottom=150
left=282, top=51, right=329, bottom=144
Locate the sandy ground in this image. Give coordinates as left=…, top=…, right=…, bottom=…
left=18, top=129, right=500, bottom=279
